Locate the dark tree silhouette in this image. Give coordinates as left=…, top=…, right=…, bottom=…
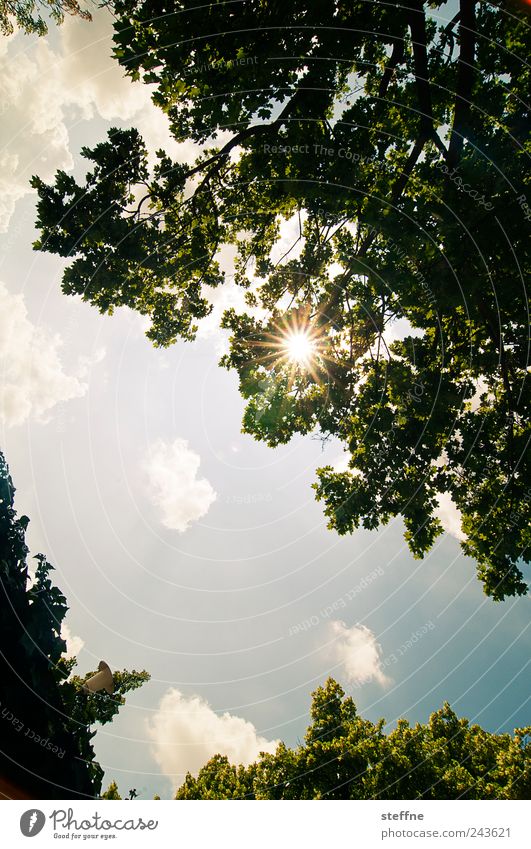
left=0, top=450, right=149, bottom=798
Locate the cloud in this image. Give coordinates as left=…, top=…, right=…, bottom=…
left=197, top=245, right=245, bottom=343
left=0, top=9, right=201, bottom=232
left=435, top=492, right=465, bottom=542
left=61, top=622, right=85, bottom=658
left=143, top=438, right=216, bottom=532
left=0, top=282, right=103, bottom=426
left=329, top=621, right=390, bottom=687
left=0, top=35, right=73, bottom=232
left=269, top=210, right=307, bottom=266
left=469, top=376, right=489, bottom=412
left=330, top=452, right=352, bottom=473
left=58, top=11, right=153, bottom=124
left=146, top=689, right=278, bottom=789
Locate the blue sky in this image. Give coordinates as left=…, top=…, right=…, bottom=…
left=0, top=5, right=529, bottom=799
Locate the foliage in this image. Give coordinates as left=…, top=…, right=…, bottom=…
left=176, top=754, right=257, bottom=800
left=0, top=449, right=150, bottom=798
left=32, top=1, right=530, bottom=598
left=0, top=0, right=93, bottom=36
left=58, top=664, right=150, bottom=793
left=101, top=780, right=122, bottom=799
left=175, top=679, right=531, bottom=800
left=100, top=782, right=143, bottom=799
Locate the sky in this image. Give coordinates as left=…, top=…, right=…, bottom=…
left=0, top=5, right=529, bottom=800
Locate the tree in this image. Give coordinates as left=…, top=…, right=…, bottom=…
left=101, top=780, right=122, bottom=799
left=0, top=0, right=93, bottom=36
left=176, top=754, right=256, bottom=800
left=175, top=678, right=531, bottom=800
left=32, top=1, right=530, bottom=599
left=0, top=449, right=150, bottom=798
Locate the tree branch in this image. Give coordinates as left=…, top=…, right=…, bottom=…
left=354, top=134, right=427, bottom=258
left=406, top=0, right=447, bottom=156
left=184, top=80, right=322, bottom=192
left=407, top=0, right=436, bottom=137
left=447, top=0, right=477, bottom=168
left=441, top=11, right=461, bottom=64
left=378, top=37, right=406, bottom=100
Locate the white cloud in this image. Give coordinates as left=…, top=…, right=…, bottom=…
left=0, top=36, right=74, bottom=232
left=331, top=452, right=351, bottom=473
left=146, top=688, right=278, bottom=789
left=198, top=245, right=244, bottom=343
left=59, top=11, right=153, bottom=124
left=143, top=438, right=216, bottom=532
left=329, top=454, right=365, bottom=477
left=198, top=242, right=272, bottom=353
left=0, top=282, right=102, bottom=427
left=59, top=12, right=198, bottom=161
left=61, top=622, right=85, bottom=658
left=435, top=492, right=465, bottom=542
left=382, top=316, right=424, bottom=350
left=329, top=621, right=390, bottom=687
left=0, top=8, right=201, bottom=232
left=269, top=210, right=307, bottom=266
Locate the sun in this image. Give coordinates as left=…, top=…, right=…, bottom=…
left=248, top=309, right=326, bottom=379
left=283, top=330, right=316, bottom=365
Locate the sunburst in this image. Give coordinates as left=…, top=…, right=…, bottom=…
left=247, top=309, right=328, bottom=388
left=282, top=329, right=316, bottom=366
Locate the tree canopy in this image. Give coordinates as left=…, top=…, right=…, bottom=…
left=0, top=0, right=93, bottom=36
left=0, top=449, right=149, bottom=798
left=175, top=678, right=531, bottom=800
left=32, top=0, right=530, bottom=599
